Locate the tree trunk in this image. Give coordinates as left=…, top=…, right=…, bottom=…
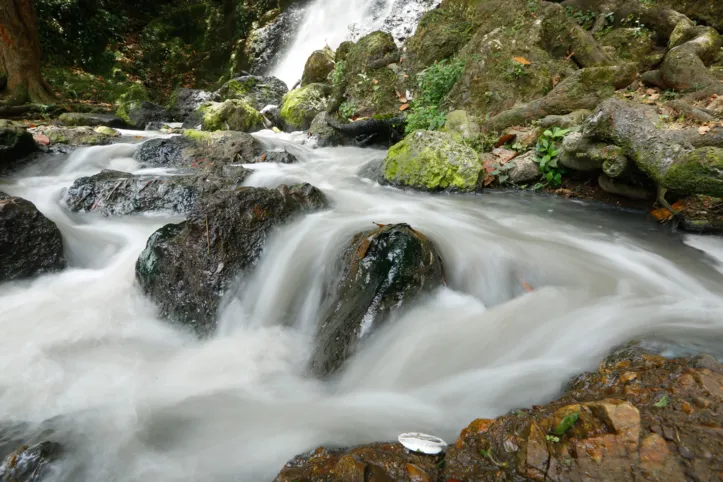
left=0, top=0, right=56, bottom=105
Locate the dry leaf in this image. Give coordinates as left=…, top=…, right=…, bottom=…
left=399, top=103, right=410, bottom=111
left=650, top=200, right=686, bottom=221
left=33, top=134, right=50, bottom=146
left=494, top=133, right=516, bottom=148
left=551, top=74, right=561, bottom=88
left=699, top=125, right=711, bottom=135
left=513, top=56, right=531, bottom=66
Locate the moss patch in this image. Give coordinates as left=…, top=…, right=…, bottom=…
left=664, top=147, right=723, bottom=197
left=198, top=100, right=264, bottom=132
left=280, top=84, right=330, bottom=131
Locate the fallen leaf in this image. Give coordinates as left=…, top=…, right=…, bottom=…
left=491, top=148, right=517, bottom=164
left=551, top=74, right=561, bottom=88
left=650, top=200, right=686, bottom=221
left=33, top=134, right=50, bottom=146
left=699, top=125, right=711, bottom=135
left=513, top=56, right=531, bottom=66
left=494, top=133, right=516, bottom=148
left=399, top=103, right=410, bottom=111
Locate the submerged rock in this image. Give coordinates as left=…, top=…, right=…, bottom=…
left=310, top=223, right=444, bottom=377
left=0, top=125, right=36, bottom=173
left=135, top=184, right=326, bottom=336
left=64, top=168, right=249, bottom=216
left=0, top=442, right=62, bottom=482
left=215, top=75, right=288, bottom=111
left=280, top=83, right=330, bottom=131
left=0, top=192, right=66, bottom=282
left=58, top=112, right=129, bottom=128
left=278, top=347, right=723, bottom=481
left=382, top=130, right=482, bottom=192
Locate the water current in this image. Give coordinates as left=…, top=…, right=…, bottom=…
left=1, top=129, right=723, bottom=480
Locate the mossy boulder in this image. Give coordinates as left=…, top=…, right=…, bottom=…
left=280, top=83, right=330, bottom=131
left=302, top=47, right=335, bottom=86
left=659, top=0, right=723, bottom=31
left=335, top=41, right=354, bottom=63
left=215, top=75, right=288, bottom=110
left=382, top=130, right=482, bottom=191
left=444, top=110, right=480, bottom=140
left=599, top=28, right=659, bottom=69
left=28, top=126, right=113, bottom=146
left=664, top=147, right=723, bottom=198
left=197, top=100, right=265, bottom=132
left=114, top=84, right=151, bottom=127
left=58, top=112, right=129, bottom=128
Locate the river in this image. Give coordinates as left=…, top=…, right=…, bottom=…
left=1, top=129, right=723, bottom=480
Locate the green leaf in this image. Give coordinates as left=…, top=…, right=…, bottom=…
left=654, top=394, right=669, bottom=408
left=541, top=139, right=549, bottom=149
left=499, top=175, right=509, bottom=183
left=543, top=130, right=553, bottom=137
left=552, top=412, right=579, bottom=436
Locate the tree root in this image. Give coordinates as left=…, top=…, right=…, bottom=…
left=480, top=64, right=637, bottom=133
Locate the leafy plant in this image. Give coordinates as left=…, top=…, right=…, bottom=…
left=331, top=60, right=346, bottom=87
left=534, top=127, right=569, bottom=187
left=505, top=60, right=530, bottom=80
left=565, top=6, right=597, bottom=30
left=405, top=58, right=465, bottom=133
left=552, top=412, right=579, bottom=436
left=491, top=162, right=516, bottom=185
left=545, top=435, right=560, bottom=443
left=654, top=394, right=669, bottom=408
left=339, top=101, right=357, bottom=119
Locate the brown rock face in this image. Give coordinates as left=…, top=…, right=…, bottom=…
left=275, top=348, right=723, bottom=481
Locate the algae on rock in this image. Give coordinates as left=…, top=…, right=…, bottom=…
left=280, top=83, right=330, bottom=131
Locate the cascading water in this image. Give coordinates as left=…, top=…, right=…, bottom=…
left=271, top=0, right=440, bottom=86
left=1, top=127, right=723, bottom=481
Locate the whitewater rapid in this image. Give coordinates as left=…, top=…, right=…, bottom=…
left=1, top=130, right=723, bottom=481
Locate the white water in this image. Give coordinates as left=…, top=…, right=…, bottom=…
left=2, top=131, right=723, bottom=481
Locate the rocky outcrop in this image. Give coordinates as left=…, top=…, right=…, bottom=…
left=64, top=168, right=249, bottom=216
left=125, top=102, right=171, bottom=130
left=135, top=184, right=326, bottom=336
left=0, top=124, right=36, bottom=173
left=310, top=224, right=444, bottom=377
left=215, top=75, right=288, bottom=110
left=194, top=100, right=265, bottom=132
left=277, top=346, right=723, bottom=481
left=0, top=442, right=62, bottom=482
left=243, top=6, right=305, bottom=75
left=170, top=88, right=214, bottom=123
left=58, top=112, right=129, bottom=128
left=280, top=83, right=330, bottom=131
left=382, top=130, right=482, bottom=191
left=27, top=126, right=114, bottom=147
left=0, top=193, right=66, bottom=282
left=301, top=48, right=335, bottom=86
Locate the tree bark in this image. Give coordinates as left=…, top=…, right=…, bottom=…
left=0, top=0, right=56, bottom=105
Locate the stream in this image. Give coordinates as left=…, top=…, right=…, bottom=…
left=1, top=129, right=723, bottom=480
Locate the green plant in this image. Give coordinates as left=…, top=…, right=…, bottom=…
left=505, top=61, right=530, bottom=80
left=405, top=58, right=465, bottom=133
left=654, top=394, right=669, bottom=408
left=339, top=101, right=357, bottom=119
left=565, top=6, right=597, bottom=30
left=552, top=412, right=579, bottom=436
left=491, top=162, right=516, bottom=185
left=545, top=435, right=560, bottom=443
left=534, top=127, right=570, bottom=187
left=331, top=60, right=346, bottom=87
left=594, top=13, right=616, bottom=38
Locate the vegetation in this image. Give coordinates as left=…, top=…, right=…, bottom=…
left=405, top=58, right=465, bottom=133
left=534, top=127, right=569, bottom=188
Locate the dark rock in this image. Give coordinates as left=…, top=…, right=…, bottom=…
left=170, top=89, right=214, bottom=122
left=0, top=192, right=66, bottom=282
left=244, top=6, right=304, bottom=75
left=135, top=183, right=326, bottom=336
left=127, top=102, right=171, bottom=129
left=249, top=149, right=297, bottom=164
left=301, top=48, right=335, bottom=86
left=0, top=126, right=36, bottom=173
left=58, top=112, right=129, bottom=128
left=134, top=131, right=258, bottom=169
left=215, top=75, right=288, bottom=111
left=307, top=112, right=347, bottom=147
left=64, top=168, right=250, bottom=216
left=145, top=122, right=172, bottom=131
left=260, top=105, right=282, bottom=127
left=0, top=442, right=61, bottom=482
left=310, top=224, right=444, bottom=377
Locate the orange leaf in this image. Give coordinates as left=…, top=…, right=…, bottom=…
left=494, top=133, right=516, bottom=148
left=650, top=200, right=686, bottom=221
left=698, top=125, right=711, bottom=135
left=513, top=56, right=531, bottom=66
left=399, top=103, right=410, bottom=111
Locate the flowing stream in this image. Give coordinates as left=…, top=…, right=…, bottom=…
left=2, top=130, right=723, bottom=481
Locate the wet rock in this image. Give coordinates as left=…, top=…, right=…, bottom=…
left=193, top=100, right=265, bottom=132
left=0, top=442, right=61, bottom=482
left=0, top=126, right=36, bottom=173
left=170, top=88, right=214, bottom=123
left=307, top=112, right=347, bottom=147
left=248, top=150, right=297, bottom=164
left=58, top=112, right=129, bottom=128
left=0, top=192, right=66, bottom=282
left=94, top=126, right=120, bottom=137
left=125, top=101, right=171, bottom=130
left=133, top=130, right=262, bottom=169
left=279, top=347, right=723, bottom=482
left=382, top=130, right=482, bottom=192
left=135, top=184, right=326, bottom=336
left=243, top=6, right=304, bottom=75
left=215, top=75, right=288, bottom=110
left=302, top=48, right=335, bottom=86
left=508, top=151, right=542, bottom=184
left=310, top=223, right=444, bottom=377
left=260, top=105, right=282, bottom=128
left=280, top=83, right=330, bottom=131
left=64, top=168, right=249, bottom=216
left=27, top=126, right=113, bottom=147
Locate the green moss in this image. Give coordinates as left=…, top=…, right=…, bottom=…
left=115, top=84, right=150, bottom=124
left=199, top=100, right=264, bottom=132
left=280, top=84, right=329, bottom=131
left=664, top=147, right=723, bottom=197
left=182, top=129, right=213, bottom=142
left=406, top=5, right=478, bottom=70
left=302, top=47, right=336, bottom=86
left=383, top=130, right=481, bottom=191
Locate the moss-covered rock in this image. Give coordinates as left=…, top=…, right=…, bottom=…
left=94, top=126, right=120, bottom=137
left=197, top=100, right=265, bottom=132
left=444, top=110, right=480, bottom=140
left=335, top=41, right=354, bottom=63
left=658, top=0, right=723, bottom=31
left=59, top=113, right=128, bottom=128
left=28, top=126, right=113, bottom=146
left=215, top=75, right=288, bottom=110
left=382, top=130, right=481, bottom=191
left=664, top=147, right=723, bottom=197
left=302, top=47, right=335, bottom=86
left=599, top=28, right=660, bottom=69
left=279, top=83, right=330, bottom=131
left=115, top=84, right=151, bottom=127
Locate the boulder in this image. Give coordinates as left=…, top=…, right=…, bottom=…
left=302, top=48, right=335, bottom=86
left=194, top=100, right=265, bottom=132
left=170, top=88, right=214, bottom=122
left=64, top=168, right=249, bottom=216
left=125, top=101, right=171, bottom=130
left=0, top=125, right=36, bottom=173
left=659, top=0, right=723, bottom=30
left=58, top=112, right=129, bottom=128
left=243, top=6, right=304, bottom=74
left=115, top=84, right=151, bottom=127
left=382, top=130, right=482, bottom=191
left=215, top=75, right=288, bottom=110
left=280, top=83, right=330, bottom=131
left=28, top=126, right=113, bottom=147
left=0, top=442, right=62, bottom=482
left=508, top=151, right=542, bottom=184
left=444, top=110, right=480, bottom=140
left=0, top=192, right=66, bottom=282
left=307, top=112, right=347, bottom=147
left=135, top=184, right=326, bottom=336
left=310, top=223, right=444, bottom=377
left=94, top=126, right=120, bottom=137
